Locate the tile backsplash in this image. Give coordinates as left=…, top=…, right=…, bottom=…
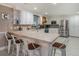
left=0, top=5, right=14, bottom=47
left=0, top=5, right=14, bottom=32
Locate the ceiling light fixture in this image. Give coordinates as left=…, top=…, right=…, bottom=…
left=51, top=3, right=57, bottom=4
left=34, top=7, right=37, bottom=10
left=45, top=12, right=48, bottom=15
left=53, top=3, right=56, bottom=4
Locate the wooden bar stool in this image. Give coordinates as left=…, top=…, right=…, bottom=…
left=11, top=35, right=24, bottom=56
left=14, top=39, right=21, bottom=56
left=5, top=32, right=13, bottom=54
left=52, top=42, right=66, bottom=56
left=28, top=43, right=41, bottom=56
left=22, top=42, right=41, bottom=56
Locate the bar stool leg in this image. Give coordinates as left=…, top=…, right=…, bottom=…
left=60, top=48, right=66, bottom=56
left=53, top=48, right=56, bottom=56
left=22, top=49, right=25, bottom=56
left=12, top=44, right=15, bottom=54
left=28, top=50, right=34, bottom=56
left=22, top=48, right=27, bottom=56
left=22, top=43, right=28, bottom=56
left=16, top=44, right=20, bottom=56
left=33, top=49, right=40, bottom=56
left=39, top=48, right=41, bottom=56
left=8, top=40, right=11, bottom=54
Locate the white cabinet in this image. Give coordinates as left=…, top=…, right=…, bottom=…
left=20, top=11, right=33, bottom=24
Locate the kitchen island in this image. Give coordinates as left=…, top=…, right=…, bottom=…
left=10, top=28, right=59, bottom=56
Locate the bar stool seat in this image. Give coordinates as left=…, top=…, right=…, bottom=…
left=7, top=33, right=12, bottom=40
left=52, top=42, right=66, bottom=56
left=27, top=43, right=41, bottom=56
left=22, top=42, right=41, bottom=56
left=28, top=43, right=40, bottom=50
left=15, top=40, right=21, bottom=43
left=19, top=39, right=24, bottom=43
left=52, top=42, right=66, bottom=49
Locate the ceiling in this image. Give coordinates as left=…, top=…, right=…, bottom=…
left=1, top=3, right=79, bottom=16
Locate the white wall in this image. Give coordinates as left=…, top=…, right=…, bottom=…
left=69, top=15, right=79, bottom=37
left=20, top=11, right=33, bottom=24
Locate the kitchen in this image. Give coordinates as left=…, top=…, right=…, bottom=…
left=0, top=3, right=79, bottom=56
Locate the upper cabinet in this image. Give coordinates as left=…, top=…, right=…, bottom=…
left=13, top=10, right=46, bottom=25
left=13, top=9, right=21, bottom=24
left=0, top=5, right=14, bottom=32
left=20, top=11, right=33, bottom=24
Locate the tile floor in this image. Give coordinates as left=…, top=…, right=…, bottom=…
left=0, top=37, right=79, bottom=56
left=54, top=37, right=79, bottom=56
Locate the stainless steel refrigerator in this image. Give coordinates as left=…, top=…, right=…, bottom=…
left=59, top=20, right=69, bottom=37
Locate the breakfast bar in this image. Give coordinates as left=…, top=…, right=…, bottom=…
left=10, top=29, right=59, bottom=56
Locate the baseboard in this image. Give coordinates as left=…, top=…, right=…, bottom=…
left=0, top=46, right=7, bottom=51
left=0, top=32, right=5, bottom=34
left=70, top=35, right=79, bottom=38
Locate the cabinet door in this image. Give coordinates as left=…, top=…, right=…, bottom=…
left=20, top=11, right=33, bottom=24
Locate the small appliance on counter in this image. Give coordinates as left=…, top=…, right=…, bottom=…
left=18, top=26, right=22, bottom=31
left=44, top=25, right=49, bottom=33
